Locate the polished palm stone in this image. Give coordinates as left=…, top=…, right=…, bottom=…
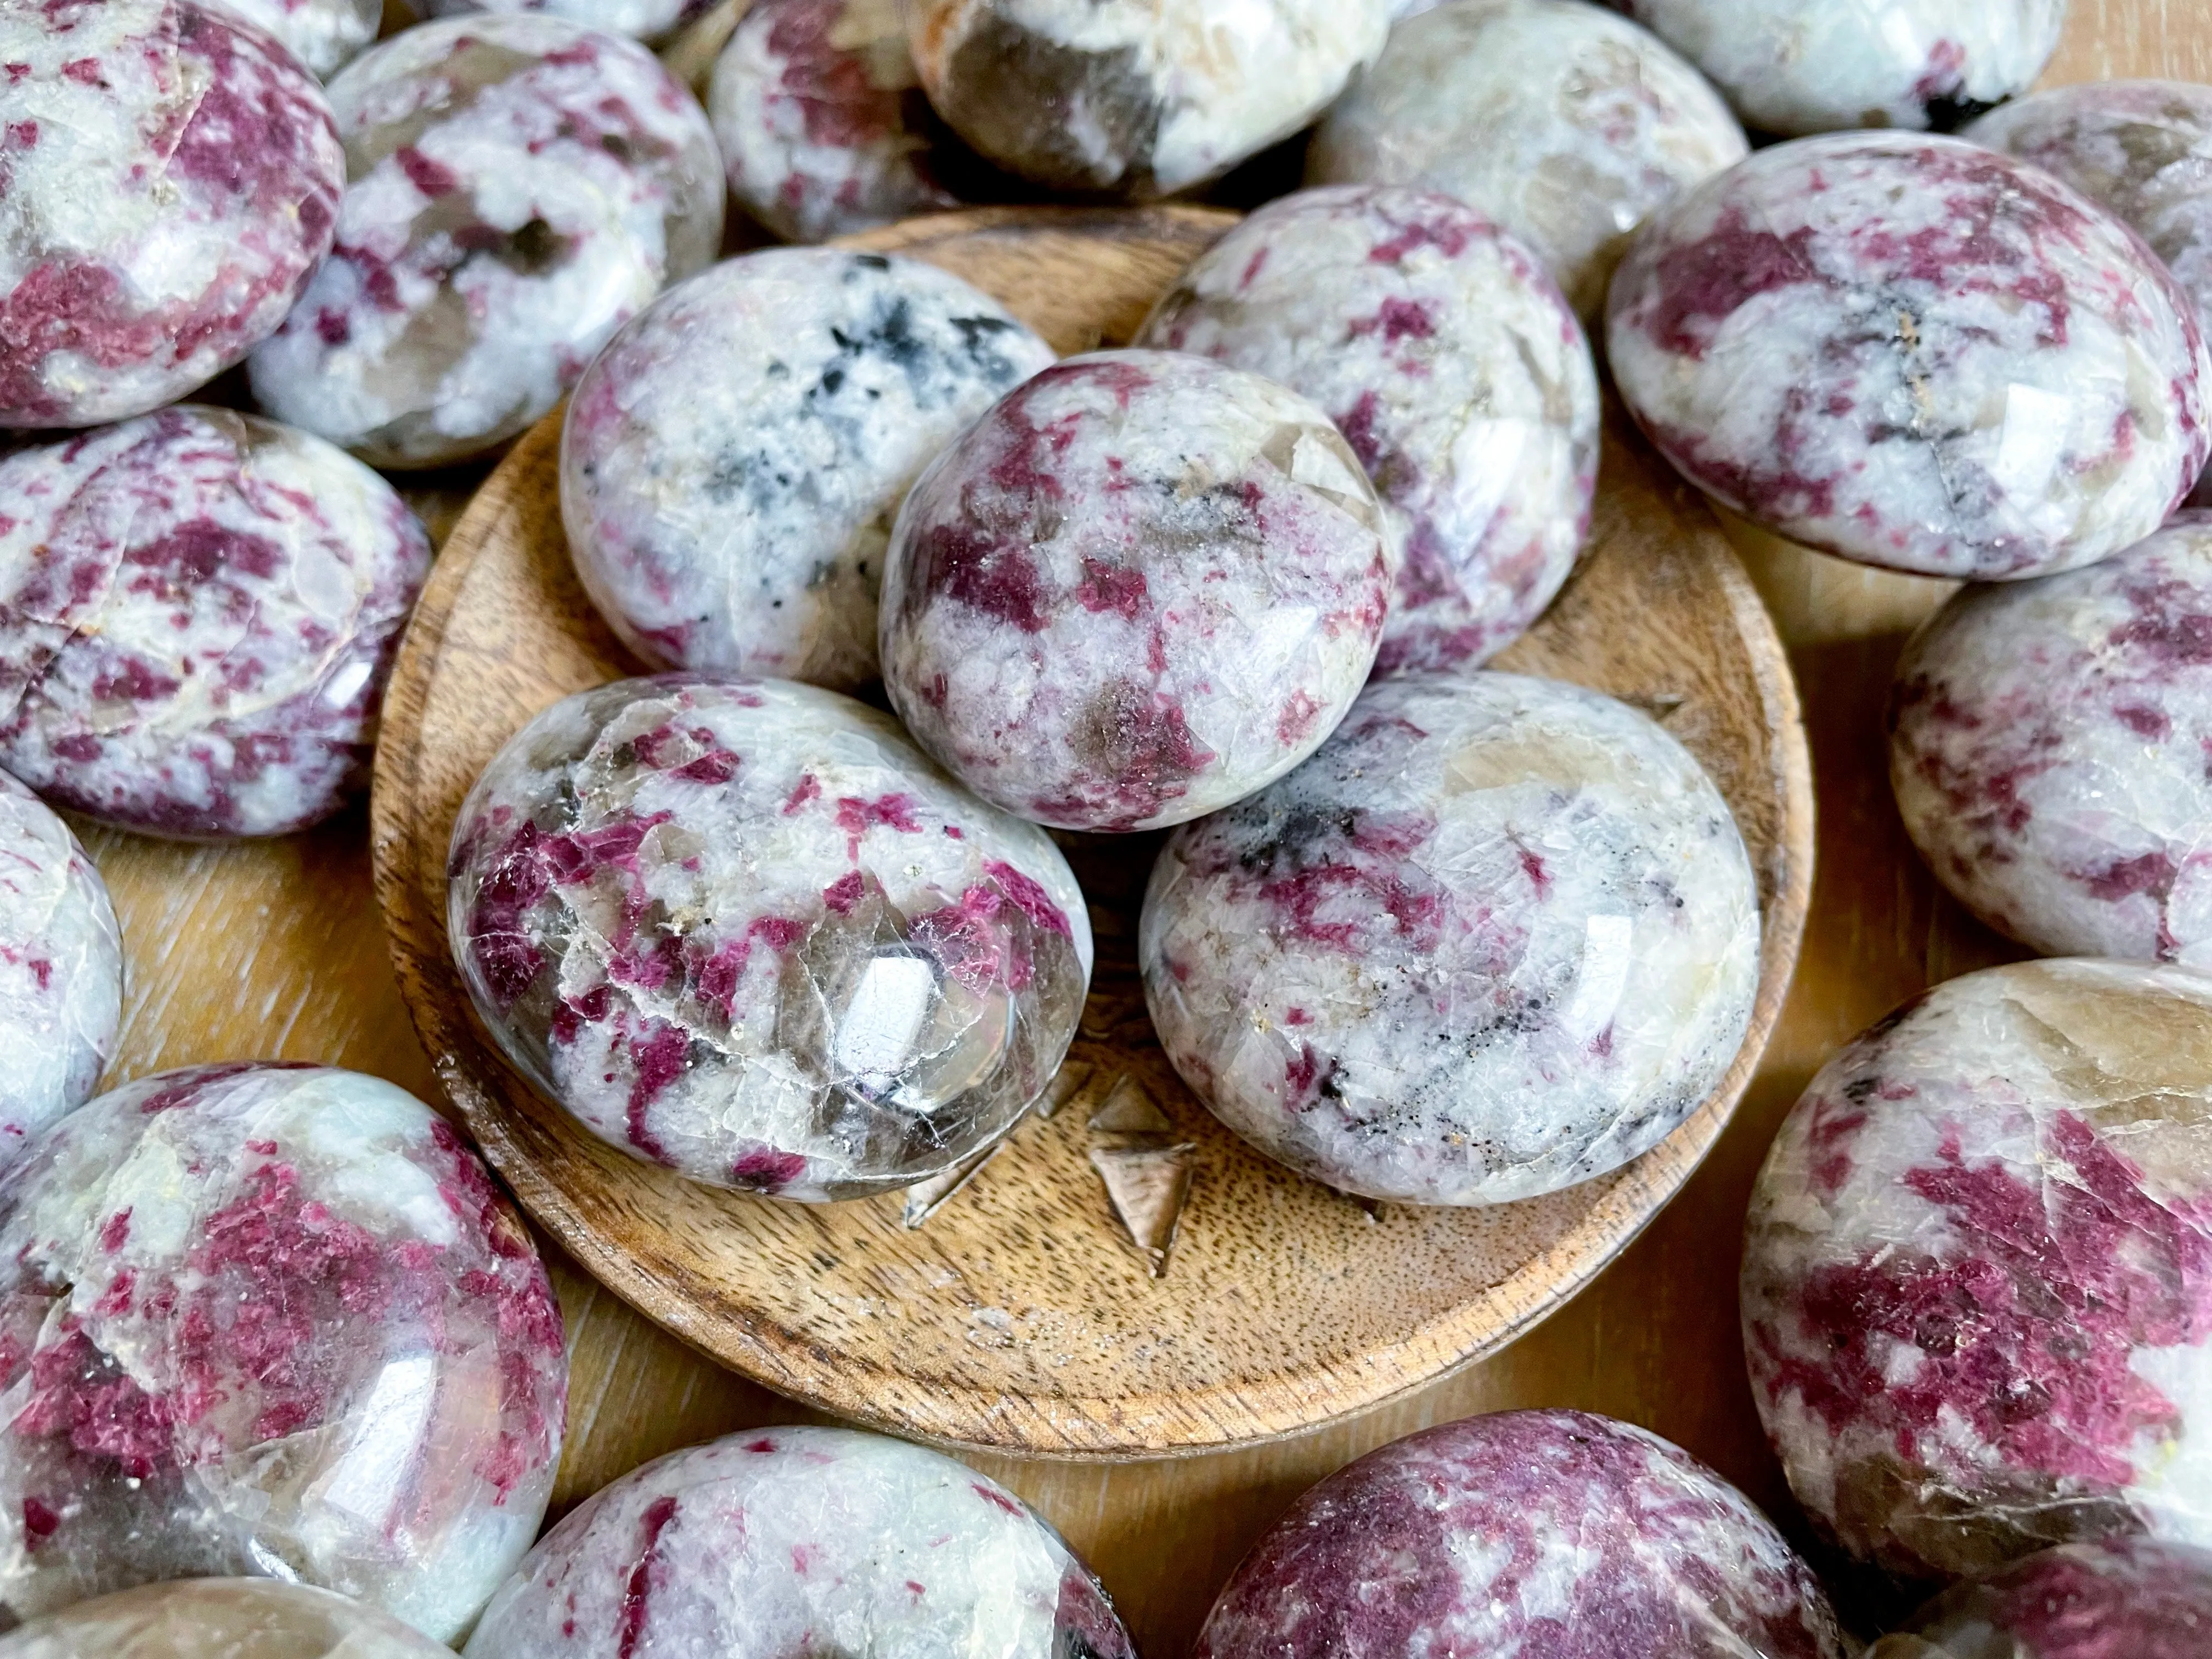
left=447, top=675, right=1093, bottom=1200
left=1866, top=1538, right=2212, bottom=1658
left=0, top=1578, right=457, bottom=1659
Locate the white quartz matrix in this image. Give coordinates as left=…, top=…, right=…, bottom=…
left=561, top=247, right=1056, bottom=691
left=1143, top=672, right=1761, bottom=1206
left=904, top=0, right=1389, bottom=198
left=1614, top=0, right=2067, bottom=138
left=1139, top=184, right=1598, bottom=676
left=0, top=1063, right=568, bottom=1641
left=464, top=1427, right=1137, bottom=1659
left=0, top=771, right=121, bottom=1170
left=0, top=406, right=433, bottom=840
left=1610, top=132, right=2212, bottom=580
left=881, top=349, right=1394, bottom=834
left=447, top=675, right=1093, bottom=1201
left=1891, top=512, right=2212, bottom=964
left=1306, top=0, right=1748, bottom=321
left=1743, top=960, right=2212, bottom=1581
left=203, top=0, right=381, bottom=77
left=419, top=0, right=716, bottom=47
left=250, top=14, right=724, bottom=469
left=0, top=0, right=342, bottom=426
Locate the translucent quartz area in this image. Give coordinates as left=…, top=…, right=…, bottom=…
left=0, top=1578, right=457, bottom=1659
left=1745, top=960, right=2212, bottom=1580
left=0, top=1064, right=566, bottom=1641
left=202, top=0, right=380, bottom=76
left=1143, top=673, right=1760, bottom=1206
left=447, top=676, right=1092, bottom=1200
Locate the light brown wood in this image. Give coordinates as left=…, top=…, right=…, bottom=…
left=76, top=5, right=2197, bottom=1652
left=366, top=202, right=1812, bottom=1457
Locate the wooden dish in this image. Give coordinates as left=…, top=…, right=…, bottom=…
left=370, top=204, right=1814, bottom=1458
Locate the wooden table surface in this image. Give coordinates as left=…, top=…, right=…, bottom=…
left=82, top=5, right=2208, bottom=1652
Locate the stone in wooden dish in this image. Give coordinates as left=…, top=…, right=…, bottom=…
left=371, top=205, right=1812, bottom=1457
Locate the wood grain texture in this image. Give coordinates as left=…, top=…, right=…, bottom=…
left=79, top=6, right=2190, bottom=1651
left=367, top=204, right=1812, bottom=1457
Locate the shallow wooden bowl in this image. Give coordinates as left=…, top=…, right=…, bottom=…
left=371, top=204, right=1813, bottom=1458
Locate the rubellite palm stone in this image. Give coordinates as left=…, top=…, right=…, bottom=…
left=1193, top=1411, right=1847, bottom=1659
left=904, top=0, right=1389, bottom=199
left=709, top=0, right=957, bottom=244
left=203, top=0, right=380, bottom=76
left=1142, top=673, right=1760, bottom=1206
left=1138, top=185, right=1598, bottom=676
left=1743, top=959, right=2212, bottom=1581
left=1305, top=0, right=1748, bottom=321
left=560, top=249, right=1056, bottom=691
left=0, top=407, right=432, bottom=840
left=1609, top=132, right=2212, bottom=580
left=0, top=1063, right=567, bottom=1641
left=0, top=0, right=342, bottom=427
left=0, top=1578, right=460, bottom=1659
left=1865, top=1538, right=2212, bottom=1659
left=1611, top=1, right=2066, bottom=138
left=1890, top=512, right=2212, bottom=964
left=0, top=771, right=122, bottom=1168
left=464, top=1426, right=1135, bottom=1659
left=446, top=675, right=1093, bottom=1200
left=879, top=349, right=1394, bottom=834
left=249, top=14, right=723, bottom=469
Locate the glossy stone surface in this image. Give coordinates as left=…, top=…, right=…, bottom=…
left=561, top=249, right=1054, bottom=691
left=1610, top=133, right=2211, bottom=580
left=419, top=0, right=715, bottom=46
left=1306, top=0, right=1747, bottom=321
left=0, top=407, right=433, bottom=840
left=1743, top=960, right=2212, bottom=1581
left=1143, top=673, right=1760, bottom=1206
left=0, top=772, right=121, bottom=1169
left=0, top=0, right=342, bottom=427
left=250, top=14, right=723, bottom=469
left=1139, top=185, right=1597, bottom=676
left=881, top=350, right=1392, bottom=834
left=0, top=1578, right=457, bottom=1659
left=1970, top=81, right=2212, bottom=510
left=464, top=1426, right=1136, bottom=1659
left=1194, top=1410, right=1846, bottom=1659
left=204, top=0, right=380, bottom=76
left=905, top=0, right=1389, bottom=199
left=1867, top=1538, right=2212, bottom=1659
left=0, top=1063, right=567, bottom=1641
left=710, top=0, right=956, bottom=244
left=1891, top=513, right=2212, bottom=964
left=1612, top=1, right=2064, bottom=138
left=447, top=675, right=1092, bottom=1201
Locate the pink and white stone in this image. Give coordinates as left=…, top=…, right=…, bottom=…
left=1142, top=673, right=1760, bottom=1206
left=561, top=249, right=1055, bottom=691
left=204, top=0, right=381, bottom=76
left=0, top=0, right=342, bottom=428
left=1610, top=133, right=2212, bottom=581
left=249, top=14, right=724, bottom=470
left=1305, top=0, right=1748, bottom=321
left=417, top=0, right=718, bottom=47
left=1867, top=1538, right=2212, bottom=1659
left=0, top=1063, right=567, bottom=1641
left=1968, top=82, right=2212, bottom=508
left=447, top=675, right=1092, bottom=1201
left=1743, top=959, right=2212, bottom=1582
left=1193, top=1411, right=1847, bottom=1659
left=709, top=0, right=957, bottom=244
left=0, top=1578, right=459, bottom=1659
left=1611, top=1, right=2066, bottom=138
left=905, top=0, right=1389, bottom=199
left=463, top=1426, right=1136, bottom=1659
left=1138, top=185, right=1598, bottom=676
left=0, top=407, right=433, bottom=840
left=1889, top=512, right=2212, bottom=965
left=881, top=350, right=1393, bottom=834
left=0, top=772, right=121, bottom=1169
